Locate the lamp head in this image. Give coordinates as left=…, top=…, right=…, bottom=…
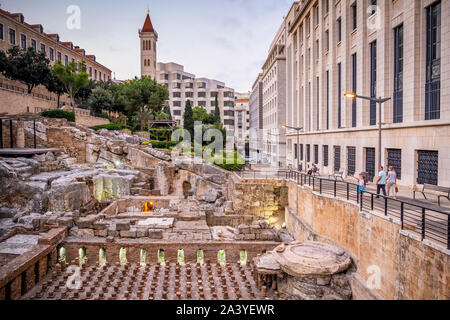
left=345, top=92, right=356, bottom=99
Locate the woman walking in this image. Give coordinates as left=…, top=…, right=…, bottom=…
left=387, top=166, right=398, bottom=198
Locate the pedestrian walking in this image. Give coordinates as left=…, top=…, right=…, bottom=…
left=376, top=166, right=387, bottom=198
left=387, top=166, right=398, bottom=198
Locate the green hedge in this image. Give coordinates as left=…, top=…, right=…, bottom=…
left=41, top=110, right=75, bottom=122
left=148, top=140, right=178, bottom=149
left=90, top=123, right=132, bottom=131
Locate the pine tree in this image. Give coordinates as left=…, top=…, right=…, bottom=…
left=214, top=94, right=221, bottom=124
left=183, top=100, right=194, bottom=139
left=163, top=105, right=172, bottom=120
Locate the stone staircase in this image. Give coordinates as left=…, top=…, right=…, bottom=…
left=130, top=177, right=160, bottom=196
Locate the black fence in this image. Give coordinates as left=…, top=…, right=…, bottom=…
left=236, top=169, right=449, bottom=249
left=285, top=171, right=450, bottom=250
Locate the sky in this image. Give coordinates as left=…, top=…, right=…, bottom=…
left=0, top=0, right=293, bottom=92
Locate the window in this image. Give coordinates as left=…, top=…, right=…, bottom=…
left=352, top=53, right=357, bottom=127
left=173, top=92, right=181, bottom=98
left=387, top=149, right=402, bottom=180
left=365, top=147, right=376, bottom=181
left=31, top=39, right=37, bottom=51
left=99, top=71, right=102, bottom=81
left=326, top=70, right=329, bottom=130
left=323, top=145, right=329, bottom=167
left=8, top=28, right=15, bottom=45
left=20, top=34, right=26, bottom=49
left=370, top=0, right=377, bottom=15
left=314, top=145, right=319, bottom=164
left=89, top=67, right=92, bottom=77
left=49, top=48, right=54, bottom=61
left=337, top=18, right=342, bottom=43
left=173, top=101, right=181, bottom=107
left=370, top=41, right=377, bottom=125
left=64, top=55, right=69, bottom=66
left=294, top=143, right=298, bottom=159
left=307, top=144, right=311, bottom=163
left=185, top=92, right=193, bottom=98
left=324, top=0, right=329, bottom=14
left=173, top=110, right=181, bottom=116
left=347, top=147, right=356, bottom=176
left=393, top=25, right=403, bottom=123
left=316, top=76, right=320, bottom=130
left=198, top=92, right=206, bottom=98
left=325, top=30, right=329, bottom=52
left=337, top=63, right=342, bottom=128
left=40, top=43, right=46, bottom=55
left=94, top=69, right=97, bottom=80
left=300, top=144, right=304, bottom=161
left=417, top=150, right=438, bottom=185
left=425, top=1, right=441, bottom=120
left=0, top=23, right=3, bottom=40
left=334, top=146, right=341, bottom=172
left=351, top=3, right=357, bottom=30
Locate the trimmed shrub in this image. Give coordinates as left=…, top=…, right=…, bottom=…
left=90, top=123, right=132, bottom=131
left=41, top=110, right=75, bottom=122
left=149, top=140, right=178, bottom=149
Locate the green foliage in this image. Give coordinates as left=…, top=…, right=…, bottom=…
left=41, top=110, right=75, bottom=122
left=214, top=94, right=221, bottom=123
left=149, top=140, right=178, bottom=149
left=0, top=47, right=52, bottom=94
left=205, top=150, right=245, bottom=171
left=183, top=100, right=194, bottom=138
left=88, top=86, right=114, bottom=117
left=122, top=76, right=169, bottom=131
left=90, top=123, right=132, bottom=131
left=52, top=61, right=89, bottom=110
left=163, top=105, right=172, bottom=120
left=44, top=71, right=66, bottom=107
left=193, top=107, right=208, bottom=122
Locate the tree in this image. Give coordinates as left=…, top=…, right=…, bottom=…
left=0, top=47, right=52, bottom=94
left=214, top=94, right=221, bottom=124
left=122, top=76, right=169, bottom=131
left=52, top=61, right=90, bottom=113
left=44, top=72, right=66, bottom=108
left=193, top=106, right=208, bottom=122
left=88, top=87, right=114, bottom=117
left=183, top=100, right=194, bottom=139
left=163, top=105, right=172, bottom=120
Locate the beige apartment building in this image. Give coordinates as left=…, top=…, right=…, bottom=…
left=282, top=0, right=449, bottom=188
left=262, top=21, right=288, bottom=167
left=249, top=74, right=264, bottom=162
left=156, top=62, right=236, bottom=132
left=0, top=9, right=112, bottom=115
left=234, top=92, right=250, bottom=141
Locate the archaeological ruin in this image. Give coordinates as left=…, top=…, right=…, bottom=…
left=0, top=116, right=448, bottom=301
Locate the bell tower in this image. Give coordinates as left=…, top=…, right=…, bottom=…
left=139, top=9, right=158, bottom=79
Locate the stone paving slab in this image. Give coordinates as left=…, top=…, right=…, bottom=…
left=137, top=218, right=174, bottom=229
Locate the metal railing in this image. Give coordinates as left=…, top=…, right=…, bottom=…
left=236, top=169, right=450, bottom=250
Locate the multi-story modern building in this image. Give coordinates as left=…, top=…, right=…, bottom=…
left=261, top=20, right=288, bottom=167
left=156, top=62, right=235, bottom=132
left=0, top=9, right=112, bottom=115
left=234, top=92, right=250, bottom=142
left=283, top=0, right=449, bottom=187
left=249, top=74, right=264, bottom=162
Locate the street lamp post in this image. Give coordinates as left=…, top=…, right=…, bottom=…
left=282, top=125, right=303, bottom=171
left=344, top=93, right=391, bottom=170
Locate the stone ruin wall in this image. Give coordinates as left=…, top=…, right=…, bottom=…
left=0, top=227, right=66, bottom=300
left=286, top=181, right=449, bottom=300
left=60, top=241, right=279, bottom=267
left=227, top=175, right=288, bottom=226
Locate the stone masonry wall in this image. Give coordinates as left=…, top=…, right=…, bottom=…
left=286, top=181, right=449, bottom=300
